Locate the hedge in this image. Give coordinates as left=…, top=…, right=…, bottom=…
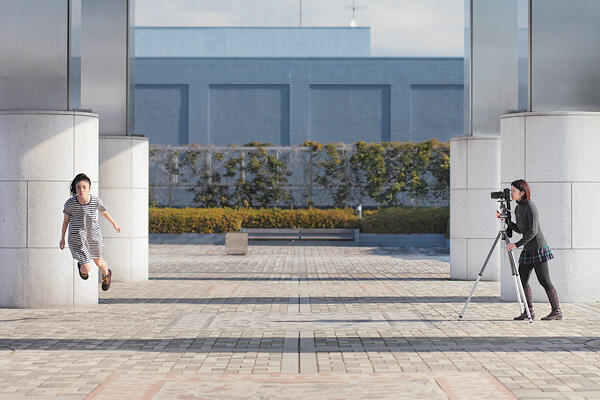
left=149, top=207, right=449, bottom=235
left=358, top=207, right=449, bottom=234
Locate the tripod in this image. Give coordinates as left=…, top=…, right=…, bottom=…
left=458, top=224, right=533, bottom=323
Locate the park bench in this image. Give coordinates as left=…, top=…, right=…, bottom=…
left=246, top=228, right=357, bottom=241
left=299, top=228, right=356, bottom=241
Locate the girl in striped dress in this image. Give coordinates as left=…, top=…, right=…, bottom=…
left=59, top=173, right=120, bottom=291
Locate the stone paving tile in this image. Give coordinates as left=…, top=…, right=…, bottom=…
left=0, top=243, right=599, bottom=399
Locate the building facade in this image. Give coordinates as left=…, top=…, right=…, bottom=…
left=134, top=27, right=464, bottom=145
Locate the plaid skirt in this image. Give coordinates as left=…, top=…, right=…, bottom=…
left=519, top=246, right=554, bottom=265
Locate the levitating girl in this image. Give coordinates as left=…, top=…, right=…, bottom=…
left=59, top=173, right=120, bottom=291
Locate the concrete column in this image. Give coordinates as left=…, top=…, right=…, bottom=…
left=500, top=112, right=600, bottom=302
left=99, top=136, right=148, bottom=282
left=450, top=135, right=501, bottom=281
left=0, top=111, right=99, bottom=308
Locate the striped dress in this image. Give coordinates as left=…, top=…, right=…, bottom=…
left=63, top=195, right=107, bottom=264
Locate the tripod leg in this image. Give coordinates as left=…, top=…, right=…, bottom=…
left=505, top=236, right=533, bottom=323
left=513, top=275, right=525, bottom=310
left=459, top=231, right=503, bottom=320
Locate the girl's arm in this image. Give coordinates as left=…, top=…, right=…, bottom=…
left=515, top=204, right=538, bottom=248
left=507, top=219, right=521, bottom=233
left=101, top=211, right=121, bottom=233
left=59, top=214, right=69, bottom=249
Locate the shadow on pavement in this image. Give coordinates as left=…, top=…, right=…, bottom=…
left=99, top=296, right=500, bottom=304
left=149, top=276, right=450, bottom=282
left=1, top=337, right=597, bottom=353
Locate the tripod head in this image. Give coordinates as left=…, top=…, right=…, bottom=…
left=497, top=199, right=513, bottom=238
left=491, top=187, right=513, bottom=238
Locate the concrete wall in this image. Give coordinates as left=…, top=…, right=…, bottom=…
left=135, top=27, right=371, bottom=58
left=134, top=57, right=464, bottom=146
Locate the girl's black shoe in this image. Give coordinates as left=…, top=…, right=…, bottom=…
left=77, top=262, right=89, bottom=280
left=514, top=310, right=534, bottom=320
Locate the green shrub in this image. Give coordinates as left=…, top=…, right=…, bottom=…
left=358, top=207, right=449, bottom=234
left=149, top=208, right=242, bottom=233
left=149, top=206, right=449, bottom=235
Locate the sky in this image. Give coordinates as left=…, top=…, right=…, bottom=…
left=135, top=0, right=464, bottom=57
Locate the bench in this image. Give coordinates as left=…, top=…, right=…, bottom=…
left=246, top=228, right=357, bottom=241
left=246, top=228, right=300, bottom=240
left=299, top=228, right=355, bottom=241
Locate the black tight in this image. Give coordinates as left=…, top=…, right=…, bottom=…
left=519, top=261, right=555, bottom=292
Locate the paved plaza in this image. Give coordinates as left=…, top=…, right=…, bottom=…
left=1, top=243, right=599, bottom=399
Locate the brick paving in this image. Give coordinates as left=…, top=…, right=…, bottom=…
left=0, top=243, right=599, bottom=399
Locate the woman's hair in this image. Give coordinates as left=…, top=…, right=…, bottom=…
left=511, top=179, right=531, bottom=201
left=70, top=173, right=92, bottom=196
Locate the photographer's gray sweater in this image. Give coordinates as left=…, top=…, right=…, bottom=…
left=508, top=200, right=549, bottom=251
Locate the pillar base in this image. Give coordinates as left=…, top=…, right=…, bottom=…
left=0, top=111, right=99, bottom=308
left=450, top=135, right=501, bottom=281
left=99, top=136, right=149, bottom=282
left=500, top=112, right=600, bottom=302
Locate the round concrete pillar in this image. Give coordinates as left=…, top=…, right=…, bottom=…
left=450, top=135, right=501, bottom=281
left=99, top=136, right=149, bottom=282
left=0, top=111, right=99, bottom=308
left=500, top=112, right=600, bottom=302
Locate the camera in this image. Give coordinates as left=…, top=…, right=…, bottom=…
left=491, top=188, right=512, bottom=237
left=490, top=188, right=510, bottom=201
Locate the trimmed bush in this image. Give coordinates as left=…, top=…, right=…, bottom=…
left=149, top=208, right=242, bottom=233
left=149, top=206, right=449, bottom=235
left=358, top=207, right=449, bottom=235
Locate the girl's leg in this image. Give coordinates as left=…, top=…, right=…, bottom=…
left=93, top=258, right=109, bottom=276
left=533, top=261, right=555, bottom=291
left=533, top=261, right=562, bottom=320
left=79, top=262, right=92, bottom=275
left=94, top=258, right=112, bottom=291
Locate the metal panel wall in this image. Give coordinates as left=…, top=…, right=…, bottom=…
left=410, top=85, right=463, bottom=142
left=531, top=0, right=600, bottom=111
left=517, top=0, right=530, bottom=112
left=463, top=0, right=471, bottom=135
left=135, top=84, right=188, bottom=145
left=69, top=0, right=82, bottom=110
left=81, top=0, right=133, bottom=135
left=0, top=0, right=68, bottom=110
left=309, top=85, right=390, bottom=143
left=127, top=0, right=135, bottom=136
left=467, top=0, right=519, bottom=136
left=209, top=85, right=290, bottom=146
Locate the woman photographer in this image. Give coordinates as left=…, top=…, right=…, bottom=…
left=497, top=179, right=563, bottom=320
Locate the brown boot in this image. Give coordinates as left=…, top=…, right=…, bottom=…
left=101, top=269, right=112, bottom=291
left=541, top=288, right=563, bottom=320
left=514, top=285, right=535, bottom=320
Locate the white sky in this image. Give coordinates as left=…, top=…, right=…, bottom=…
left=135, top=0, right=464, bottom=57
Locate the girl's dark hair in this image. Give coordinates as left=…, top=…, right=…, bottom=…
left=511, top=179, right=531, bottom=201
left=70, top=173, right=92, bottom=196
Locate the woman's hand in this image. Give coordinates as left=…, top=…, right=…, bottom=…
left=496, top=211, right=501, bottom=219
left=506, top=243, right=517, bottom=251
left=59, top=238, right=65, bottom=250
left=113, top=224, right=121, bottom=233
